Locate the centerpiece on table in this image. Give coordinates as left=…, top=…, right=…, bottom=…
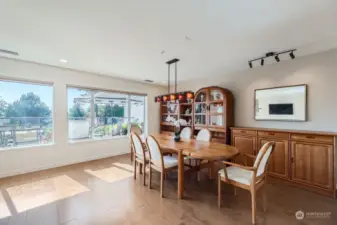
left=174, top=120, right=181, bottom=142
left=173, top=119, right=188, bottom=142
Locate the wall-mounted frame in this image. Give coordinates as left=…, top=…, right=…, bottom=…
left=254, top=84, right=307, bottom=121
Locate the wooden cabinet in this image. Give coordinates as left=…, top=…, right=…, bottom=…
left=194, top=87, right=234, bottom=143
left=291, top=141, right=334, bottom=190
left=258, top=138, right=289, bottom=179
left=232, top=135, right=256, bottom=166
left=231, top=127, right=336, bottom=198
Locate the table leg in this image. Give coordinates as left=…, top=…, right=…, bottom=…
left=209, top=161, right=215, bottom=179
left=178, top=151, right=184, bottom=199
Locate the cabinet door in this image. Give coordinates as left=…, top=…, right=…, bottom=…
left=291, top=141, right=334, bottom=190
left=232, top=135, right=256, bottom=166
left=258, top=138, right=289, bottom=179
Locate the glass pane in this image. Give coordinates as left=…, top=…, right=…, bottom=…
left=94, top=92, right=128, bottom=138
left=0, top=80, right=53, bottom=149
left=209, top=115, right=223, bottom=126
left=167, top=103, right=178, bottom=114
left=210, top=89, right=223, bottom=101
left=210, top=103, right=223, bottom=113
left=130, top=95, right=145, bottom=131
left=195, top=91, right=207, bottom=102
left=194, top=103, right=207, bottom=114
left=68, top=88, right=91, bottom=140
left=195, top=115, right=206, bottom=125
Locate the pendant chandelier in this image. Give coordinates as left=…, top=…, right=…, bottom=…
left=154, top=58, right=194, bottom=103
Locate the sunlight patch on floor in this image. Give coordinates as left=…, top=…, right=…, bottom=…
left=84, top=165, right=133, bottom=183
left=0, top=191, right=11, bottom=219
left=6, top=175, right=89, bottom=213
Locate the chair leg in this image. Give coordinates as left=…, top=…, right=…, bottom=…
left=143, top=162, right=146, bottom=186
left=133, top=159, right=137, bottom=180
left=139, top=163, right=143, bottom=174
left=218, top=174, right=222, bottom=208
left=148, top=165, right=152, bottom=189
left=160, top=171, right=164, bottom=198
left=251, top=189, right=257, bottom=224
left=263, top=185, right=267, bottom=212
left=130, top=147, right=133, bottom=162
left=197, top=160, right=201, bottom=182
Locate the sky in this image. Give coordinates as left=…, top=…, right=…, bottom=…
left=0, top=80, right=53, bottom=108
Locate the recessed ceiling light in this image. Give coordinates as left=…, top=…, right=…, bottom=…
left=60, top=59, right=67, bottom=63
left=184, top=36, right=192, bottom=41
left=144, top=79, right=154, bottom=83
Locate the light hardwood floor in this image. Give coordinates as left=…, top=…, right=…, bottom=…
left=0, top=154, right=336, bottom=225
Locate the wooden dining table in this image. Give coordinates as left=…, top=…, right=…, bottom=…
left=141, top=133, right=239, bottom=199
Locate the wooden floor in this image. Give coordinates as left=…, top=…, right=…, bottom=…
left=0, top=154, right=336, bottom=225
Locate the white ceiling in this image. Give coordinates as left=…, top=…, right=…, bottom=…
left=1, top=0, right=337, bottom=85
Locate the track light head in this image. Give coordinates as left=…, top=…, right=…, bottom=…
left=275, top=55, right=280, bottom=62
left=290, top=51, right=295, bottom=59
left=261, top=59, right=264, bottom=66
left=249, top=61, right=253, bottom=68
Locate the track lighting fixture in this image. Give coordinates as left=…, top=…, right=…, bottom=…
left=290, top=51, right=295, bottom=59
left=248, top=49, right=296, bottom=68
left=275, top=55, right=280, bottom=62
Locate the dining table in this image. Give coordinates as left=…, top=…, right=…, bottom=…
left=141, top=133, right=240, bottom=199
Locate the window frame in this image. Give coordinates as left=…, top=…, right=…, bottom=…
left=66, top=85, right=147, bottom=142
left=0, top=77, right=55, bottom=150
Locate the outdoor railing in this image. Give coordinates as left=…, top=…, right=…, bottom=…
left=0, top=117, right=53, bottom=148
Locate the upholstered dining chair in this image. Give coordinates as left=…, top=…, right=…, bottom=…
left=180, top=127, right=193, bottom=140
left=146, top=135, right=180, bottom=198
left=195, top=129, right=212, bottom=181
left=130, top=125, right=143, bottom=162
left=218, top=142, right=275, bottom=224
left=196, top=128, right=212, bottom=141
left=130, top=132, right=148, bottom=186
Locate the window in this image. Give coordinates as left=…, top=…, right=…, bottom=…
left=0, top=80, right=53, bottom=149
left=67, top=87, right=146, bottom=141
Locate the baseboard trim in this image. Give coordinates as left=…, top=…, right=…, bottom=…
left=0, top=150, right=129, bottom=179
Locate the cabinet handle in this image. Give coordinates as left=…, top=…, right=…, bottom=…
left=240, top=131, right=246, bottom=133
left=268, top=132, right=275, bottom=136
left=305, top=136, right=315, bottom=139
left=291, top=157, right=294, bottom=163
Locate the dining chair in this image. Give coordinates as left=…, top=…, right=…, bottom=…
left=195, top=129, right=212, bottom=181
left=130, top=125, right=143, bottom=162
left=196, top=128, right=212, bottom=141
left=180, top=127, right=192, bottom=139
left=146, top=135, right=180, bottom=198
left=218, top=142, right=275, bottom=224
left=130, top=132, right=148, bottom=186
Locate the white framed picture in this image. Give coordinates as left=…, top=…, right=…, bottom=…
left=254, top=84, right=307, bottom=121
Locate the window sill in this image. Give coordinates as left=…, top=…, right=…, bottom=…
left=0, top=143, right=54, bottom=152
left=68, top=135, right=129, bottom=144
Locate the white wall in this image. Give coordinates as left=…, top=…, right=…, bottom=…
left=177, top=49, right=337, bottom=132
left=0, top=57, right=165, bottom=178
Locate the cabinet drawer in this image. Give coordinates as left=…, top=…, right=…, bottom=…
left=291, top=134, right=333, bottom=144
left=232, top=129, right=256, bottom=136
left=258, top=131, right=288, bottom=139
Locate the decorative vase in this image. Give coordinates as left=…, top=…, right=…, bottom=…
left=174, top=135, right=181, bottom=142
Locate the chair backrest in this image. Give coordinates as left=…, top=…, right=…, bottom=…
left=130, top=132, right=145, bottom=158
left=180, top=127, right=192, bottom=140
left=196, top=129, right=212, bottom=142
left=146, top=135, right=164, bottom=167
left=130, top=125, right=142, bottom=135
left=253, top=142, right=275, bottom=178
